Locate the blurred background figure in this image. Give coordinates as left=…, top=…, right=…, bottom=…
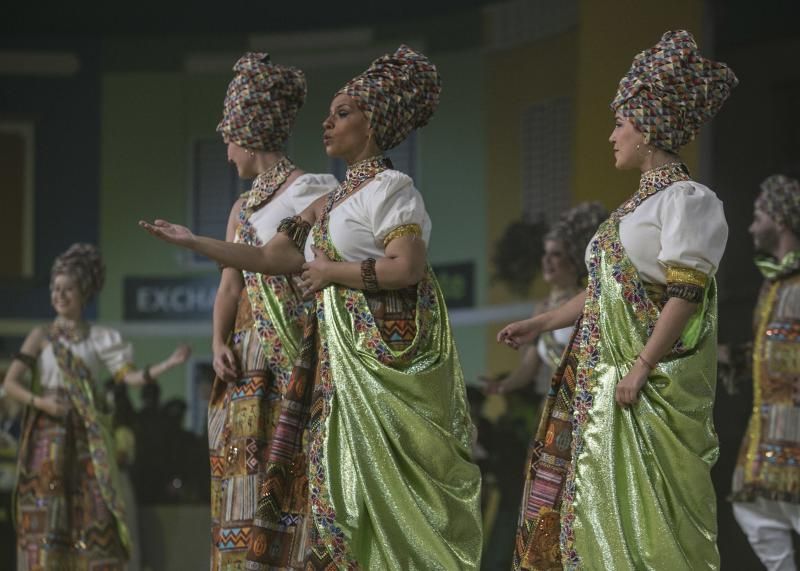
left=2, top=243, right=191, bottom=570
left=483, top=202, right=607, bottom=400
left=730, top=174, right=800, bottom=571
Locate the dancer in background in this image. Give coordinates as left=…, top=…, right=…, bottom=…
left=499, top=30, right=737, bottom=569
left=731, top=174, right=800, bottom=571
left=141, top=45, right=483, bottom=569
left=484, top=202, right=606, bottom=399
left=4, top=243, right=190, bottom=570
left=206, top=52, right=336, bottom=569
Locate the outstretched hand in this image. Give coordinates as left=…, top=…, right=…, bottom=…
left=139, top=219, right=195, bottom=248
left=496, top=318, right=541, bottom=350
left=168, top=344, right=192, bottom=366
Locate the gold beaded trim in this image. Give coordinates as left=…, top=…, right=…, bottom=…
left=665, top=265, right=708, bottom=288
left=383, top=223, right=422, bottom=248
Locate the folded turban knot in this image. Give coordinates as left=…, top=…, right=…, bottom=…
left=338, top=44, right=441, bottom=151
left=545, top=202, right=608, bottom=279
left=217, top=52, right=307, bottom=152
left=51, top=243, right=105, bottom=303
left=611, top=30, right=738, bottom=153
left=756, top=174, right=800, bottom=237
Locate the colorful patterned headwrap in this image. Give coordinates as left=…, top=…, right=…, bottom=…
left=611, top=30, right=738, bottom=152
left=545, top=202, right=608, bottom=278
left=337, top=45, right=441, bottom=151
left=756, top=174, right=800, bottom=237
left=217, top=53, right=306, bottom=152
left=50, top=243, right=106, bottom=303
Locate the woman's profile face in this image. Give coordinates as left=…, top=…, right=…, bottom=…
left=322, top=93, right=372, bottom=163
left=541, top=239, right=578, bottom=287
left=226, top=141, right=257, bottom=179
left=608, top=114, right=646, bottom=171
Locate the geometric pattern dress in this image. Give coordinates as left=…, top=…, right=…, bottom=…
left=16, top=325, right=133, bottom=570
left=208, top=164, right=314, bottom=570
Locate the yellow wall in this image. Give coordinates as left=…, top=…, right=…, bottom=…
left=484, top=30, right=580, bottom=375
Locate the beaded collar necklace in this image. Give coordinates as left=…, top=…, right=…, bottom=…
left=613, top=162, right=690, bottom=220
left=328, top=154, right=391, bottom=207
left=243, top=156, right=296, bottom=212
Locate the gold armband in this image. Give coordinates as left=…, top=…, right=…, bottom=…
left=278, top=216, right=312, bottom=251
left=665, top=266, right=708, bottom=303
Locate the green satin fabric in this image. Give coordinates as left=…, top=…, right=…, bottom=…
left=566, top=221, right=719, bottom=569
left=312, top=273, right=483, bottom=569
left=754, top=250, right=800, bottom=280
left=244, top=272, right=303, bottom=377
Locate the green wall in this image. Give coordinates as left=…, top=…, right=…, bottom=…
left=419, top=49, right=487, bottom=384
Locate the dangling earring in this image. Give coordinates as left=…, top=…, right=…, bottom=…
left=248, top=149, right=256, bottom=158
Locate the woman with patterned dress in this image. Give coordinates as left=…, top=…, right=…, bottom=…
left=142, top=45, right=483, bottom=570
left=3, top=243, right=190, bottom=570
left=498, top=30, right=738, bottom=570
left=206, top=53, right=337, bottom=569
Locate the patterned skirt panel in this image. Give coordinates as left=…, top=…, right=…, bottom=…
left=247, top=286, right=418, bottom=570
left=16, top=388, right=127, bottom=571
left=209, top=290, right=285, bottom=570
left=512, top=325, right=581, bottom=571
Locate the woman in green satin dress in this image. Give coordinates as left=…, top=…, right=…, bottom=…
left=498, top=30, right=737, bottom=570
left=141, top=45, right=482, bottom=570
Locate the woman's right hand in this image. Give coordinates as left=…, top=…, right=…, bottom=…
left=496, top=317, right=541, bottom=350
left=213, top=344, right=240, bottom=383
left=138, top=219, right=196, bottom=248
left=36, top=394, right=68, bottom=418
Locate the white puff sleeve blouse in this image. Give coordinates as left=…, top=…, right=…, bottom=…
left=616, top=180, right=729, bottom=285
left=304, top=169, right=432, bottom=262
left=39, top=325, right=135, bottom=389
left=244, top=173, right=338, bottom=245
